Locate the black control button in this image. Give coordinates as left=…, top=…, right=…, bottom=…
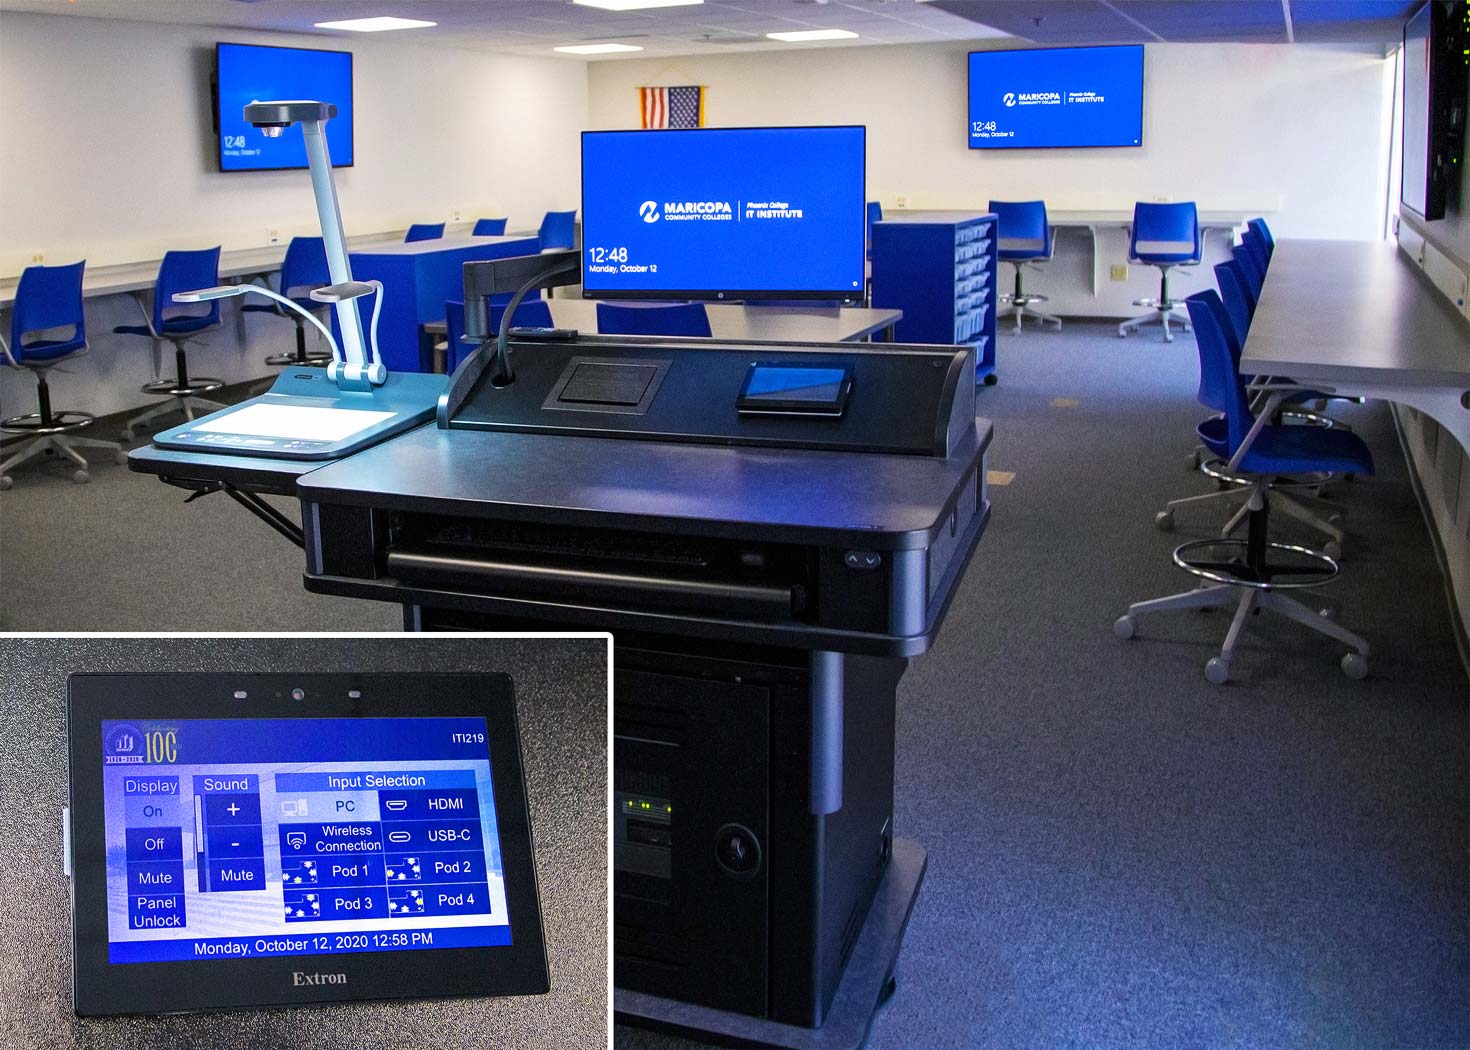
left=714, top=823, right=761, bottom=879
left=844, top=550, right=882, bottom=570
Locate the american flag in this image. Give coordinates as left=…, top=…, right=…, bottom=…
left=640, top=85, right=704, bottom=129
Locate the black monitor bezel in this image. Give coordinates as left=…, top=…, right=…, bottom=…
left=966, top=44, right=1145, bottom=151
left=68, top=671, right=548, bottom=1016
left=214, top=41, right=356, bottom=173
left=579, top=124, right=868, bottom=304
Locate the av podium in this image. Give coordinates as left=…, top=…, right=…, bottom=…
left=132, top=330, right=992, bottom=1046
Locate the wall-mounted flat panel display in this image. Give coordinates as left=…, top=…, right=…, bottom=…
left=1400, top=2, right=1468, bottom=222
left=968, top=45, right=1144, bottom=149
left=215, top=42, right=354, bottom=171
left=580, top=126, right=867, bottom=301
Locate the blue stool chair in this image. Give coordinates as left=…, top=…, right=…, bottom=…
left=472, top=217, right=508, bottom=237
left=1115, top=290, right=1372, bottom=684
left=443, top=296, right=553, bottom=373
left=405, top=223, right=445, bottom=243
left=866, top=201, right=883, bottom=258
left=539, top=210, right=577, bottom=252
left=113, top=247, right=226, bottom=439
left=1119, top=201, right=1201, bottom=342
left=1160, top=262, right=1349, bottom=553
left=1240, top=227, right=1270, bottom=278
left=990, top=200, right=1061, bottom=333
left=0, top=262, right=125, bottom=489
left=596, top=301, right=711, bottom=337
left=242, top=236, right=333, bottom=368
left=1247, top=217, right=1275, bottom=260
left=1231, top=244, right=1265, bottom=301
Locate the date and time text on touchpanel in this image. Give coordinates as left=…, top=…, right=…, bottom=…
left=101, top=717, right=512, bottom=963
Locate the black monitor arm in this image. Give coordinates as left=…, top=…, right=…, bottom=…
left=437, top=249, right=580, bottom=427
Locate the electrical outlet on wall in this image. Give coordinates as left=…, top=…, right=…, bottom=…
left=894, top=194, right=909, bottom=209
left=1110, top=264, right=1128, bottom=281
left=29, top=250, right=45, bottom=265
left=266, top=228, right=281, bottom=245
left=450, top=208, right=463, bottom=223
left=1151, top=195, right=1171, bottom=203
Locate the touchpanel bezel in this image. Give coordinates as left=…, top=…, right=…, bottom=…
left=68, top=672, right=549, bottom=1016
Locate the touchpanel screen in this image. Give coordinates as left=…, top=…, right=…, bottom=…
left=102, top=717, right=509, bottom=963
left=191, top=404, right=397, bottom=442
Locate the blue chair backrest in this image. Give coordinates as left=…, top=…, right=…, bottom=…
left=1186, top=290, right=1252, bottom=451
left=1231, top=244, right=1264, bottom=299
left=406, top=223, right=445, bottom=243
left=1247, top=217, right=1275, bottom=256
left=1213, top=260, right=1253, bottom=351
left=280, top=236, right=329, bottom=299
left=154, top=248, right=222, bottom=330
left=539, top=210, right=577, bottom=250
left=11, top=261, right=86, bottom=353
left=489, top=294, right=552, bottom=334
left=1130, top=201, right=1200, bottom=259
left=1240, top=228, right=1270, bottom=275
left=866, top=201, right=883, bottom=251
left=472, top=217, right=508, bottom=236
left=596, top=301, right=711, bottom=337
left=988, top=200, right=1052, bottom=256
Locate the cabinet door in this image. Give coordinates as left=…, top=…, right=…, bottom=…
left=613, top=667, right=771, bottom=1016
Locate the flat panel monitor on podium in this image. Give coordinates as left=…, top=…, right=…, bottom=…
left=580, top=125, right=868, bottom=302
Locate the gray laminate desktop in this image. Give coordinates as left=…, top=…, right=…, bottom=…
left=1240, top=239, right=1470, bottom=450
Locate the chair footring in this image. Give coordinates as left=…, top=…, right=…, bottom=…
left=1171, top=537, right=1338, bottom=589
left=141, top=378, right=225, bottom=397
left=0, top=410, right=95, bottom=436
left=265, top=351, right=334, bottom=366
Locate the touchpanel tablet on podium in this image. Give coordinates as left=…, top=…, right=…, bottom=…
left=67, top=672, right=549, bottom=1016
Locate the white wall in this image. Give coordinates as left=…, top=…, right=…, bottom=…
left=589, top=41, right=1396, bottom=316
left=0, top=12, right=587, bottom=419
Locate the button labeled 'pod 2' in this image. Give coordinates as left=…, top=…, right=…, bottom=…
left=713, top=823, right=761, bottom=879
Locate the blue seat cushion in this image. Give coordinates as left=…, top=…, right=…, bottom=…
left=114, top=315, right=219, bottom=338
left=998, top=248, right=1048, bottom=262
left=1132, top=250, right=1199, bottom=265
left=1241, top=424, right=1375, bottom=477
left=15, top=336, right=86, bottom=363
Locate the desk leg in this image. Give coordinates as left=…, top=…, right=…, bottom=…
left=1354, top=384, right=1470, bottom=455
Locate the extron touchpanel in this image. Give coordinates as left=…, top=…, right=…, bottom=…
left=68, top=673, right=549, bottom=1015
left=101, top=718, right=508, bottom=962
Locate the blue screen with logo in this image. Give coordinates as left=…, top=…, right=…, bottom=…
left=580, top=126, right=867, bottom=299
left=968, top=46, right=1143, bottom=149
left=217, top=43, right=354, bottom=171
left=101, top=718, right=510, bottom=963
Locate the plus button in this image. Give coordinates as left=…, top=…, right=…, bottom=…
left=226, top=803, right=240, bottom=816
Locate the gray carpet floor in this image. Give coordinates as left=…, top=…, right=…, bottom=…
left=1, top=322, right=1466, bottom=1048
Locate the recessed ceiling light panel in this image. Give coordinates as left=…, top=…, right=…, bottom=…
left=314, top=16, right=437, bottom=32
left=765, top=29, right=860, bottom=42
left=554, top=42, right=647, bottom=54
left=573, top=0, right=704, bottom=11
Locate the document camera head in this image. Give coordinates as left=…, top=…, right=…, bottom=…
left=243, top=100, right=337, bottom=134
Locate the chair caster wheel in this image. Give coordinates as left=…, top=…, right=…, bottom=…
left=120, top=428, right=133, bottom=442
left=72, top=469, right=90, bottom=484
left=115, top=450, right=129, bottom=465
left=0, top=476, right=11, bottom=491
left=983, top=374, right=998, bottom=386
left=1186, top=450, right=1201, bottom=470
left=1327, top=513, right=1345, bottom=527
left=1204, top=657, right=1230, bottom=685
left=1341, top=652, right=1368, bottom=680
left=1318, top=606, right=1335, bottom=620
left=1112, top=615, right=1137, bottom=640
left=1118, top=329, right=1128, bottom=339
left=1154, top=510, right=1175, bottom=532
left=1323, top=540, right=1342, bottom=561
